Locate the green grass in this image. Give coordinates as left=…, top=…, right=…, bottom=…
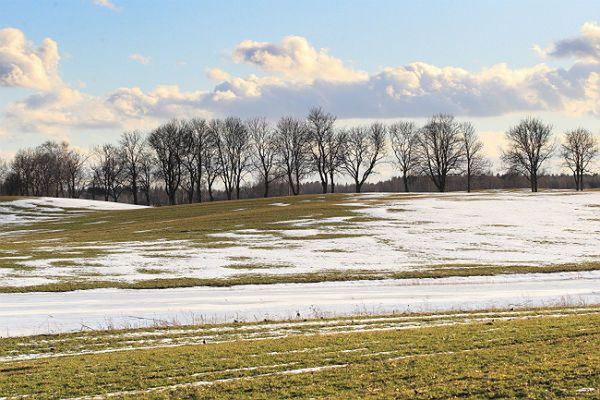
left=1, top=306, right=599, bottom=399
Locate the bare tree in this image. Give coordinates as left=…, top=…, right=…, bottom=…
left=63, top=148, right=87, bottom=198
left=248, top=117, right=279, bottom=197
left=306, top=107, right=337, bottom=193
left=418, top=114, right=465, bottom=192
left=203, top=124, right=221, bottom=201
left=461, top=122, right=488, bottom=193
left=92, top=144, right=125, bottom=201
left=325, top=129, right=347, bottom=193
left=55, top=142, right=73, bottom=197
left=11, top=149, right=36, bottom=195
left=212, top=117, right=252, bottom=200
left=120, top=131, right=146, bottom=205
left=501, top=117, right=554, bottom=192
left=138, top=148, right=155, bottom=206
left=275, top=117, right=311, bottom=195
left=561, top=128, right=598, bottom=191
left=389, top=121, right=419, bottom=192
left=180, top=121, right=198, bottom=204
left=191, top=118, right=209, bottom=202
left=36, top=141, right=62, bottom=197
left=342, top=122, right=387, bottom=193
left=148, top=120, right=186, bottom=205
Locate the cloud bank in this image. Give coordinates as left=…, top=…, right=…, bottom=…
left=2, top=23, right=600, bottom=140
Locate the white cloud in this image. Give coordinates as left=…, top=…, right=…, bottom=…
left=107, top=85, right=208, bottom=120
left=93, top=0, right=118, bottom=11
left=128, top=53, right=151, bottom=65
left=0, top=28, right=61, bottom=90
left=233, top=36, right=368, bottom=84
left=5, top=83, right=210, bottom=137
left=4, top=85, right=120, bottom=138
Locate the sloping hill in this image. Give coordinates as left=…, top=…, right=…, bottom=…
left=0, top=191, right=599, bottom=292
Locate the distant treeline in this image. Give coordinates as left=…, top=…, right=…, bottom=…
left=0, top=109, right=598, bottom=205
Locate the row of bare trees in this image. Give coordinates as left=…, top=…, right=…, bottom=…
left=142, top=110, right=387, bottom=204
left=389, top=115, right=599, bottom=193
left=1, top=110, right=598, bottom=204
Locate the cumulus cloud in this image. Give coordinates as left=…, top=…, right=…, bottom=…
left=128, top=53, right=151, bottom=65
left=107, top=85, right=208, bottom=120
left=6, top=83, right=212, bottom=137
left=233, top=36, right=368, bottom=84
left=0, top=28, right=61, bottom=90
left=93, top=0, right=119, bottom=11
left=204, top=57, right=600, bottom=119
left=535, top=21, right=600, bottom=61
left=5, top=86, right=120, bottom=138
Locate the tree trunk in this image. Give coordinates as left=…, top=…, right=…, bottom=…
left=132, top=180, right=138, bottom=205
left=531, top=173, right=538, bottom=192
left=437, top=176, right=445, bottom=193
left=467, top=174, right=472, bottom=193
left=263, top=181, right=269, bottom=198
left=329, top=171, right=335, bottom=193
left=402, top=171, right=409, bottom=192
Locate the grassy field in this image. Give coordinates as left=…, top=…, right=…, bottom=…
left=1, top=192, right=600, bottom=292
left=0, top=306, right=599, bottom=399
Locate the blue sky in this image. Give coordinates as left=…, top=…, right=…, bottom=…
left=1, top=0, right=600, bottom=161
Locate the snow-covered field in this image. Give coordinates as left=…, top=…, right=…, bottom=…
left=1, top=191, right=600, bottom=336
left=1, top=270, right=599, bottom=336
left=1, top=191, right=599, bottom=287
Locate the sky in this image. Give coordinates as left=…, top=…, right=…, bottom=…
left=1, top=0, right=600, bottom=170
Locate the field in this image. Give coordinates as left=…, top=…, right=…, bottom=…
left=1, top=191, right=600, bottom=292
left=1, top=306, right=599, bottom=399
left=1, top=191, right=600, bottom=398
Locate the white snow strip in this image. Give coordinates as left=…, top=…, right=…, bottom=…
left=12, top=197, right=148, bottom=210
left=0, top=197, right=147, bottom=227
left=2, top=270, right=600, bottom=337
